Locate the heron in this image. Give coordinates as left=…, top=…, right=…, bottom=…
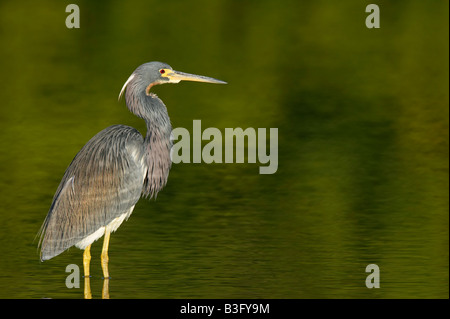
left=38, top=61, right=226, bottom=280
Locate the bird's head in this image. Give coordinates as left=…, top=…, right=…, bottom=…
left=119, top=61, right=226, bottom=100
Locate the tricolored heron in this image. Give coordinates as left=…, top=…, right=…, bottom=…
left=38, top=62, right=226, bottom=279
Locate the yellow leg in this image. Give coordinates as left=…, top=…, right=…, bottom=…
left=101, top=229, right=111, bottom=279
left=83, top=245, right=92, bottom=299
left=83, top=244, right=91, bottom=277
left=102, top=278, right=110, bottom=299
left=84, top=276, right=92, bottom=299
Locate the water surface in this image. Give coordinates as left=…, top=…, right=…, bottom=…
left=0, top=0, right=448, bottom=298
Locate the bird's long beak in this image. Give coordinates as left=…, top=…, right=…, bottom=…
left=164, top=70, right=227, bottom=84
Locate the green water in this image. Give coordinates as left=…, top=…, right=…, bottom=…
left=0, top=0, right=448, bottom=298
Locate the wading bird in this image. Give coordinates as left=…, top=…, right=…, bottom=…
left=38, top=62, right=226, bottom=280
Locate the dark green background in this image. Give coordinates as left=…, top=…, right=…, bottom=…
left=0, top=0, right=448, bottom=298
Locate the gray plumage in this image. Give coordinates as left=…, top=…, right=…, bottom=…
left=39, top=62, right=172, bottom=261
left=38, top=61, right=225, bottom=262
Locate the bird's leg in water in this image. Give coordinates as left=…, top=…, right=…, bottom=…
left=101, top=229, right=111, bottom=278
left=83, top=245, right=92, bottom=299
left=83, top=244, right=91, bottom=277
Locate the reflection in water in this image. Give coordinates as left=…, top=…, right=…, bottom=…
left=84, top=277, right=110, bottom=299
left=84, top=277, right=92, bottom=299
left=102, top=279, right=110, bottom=299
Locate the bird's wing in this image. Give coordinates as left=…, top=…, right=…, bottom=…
left=39, top=125, right=146, bottom=261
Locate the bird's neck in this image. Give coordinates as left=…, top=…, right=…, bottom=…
left=140, top=94, right=172, bottom=198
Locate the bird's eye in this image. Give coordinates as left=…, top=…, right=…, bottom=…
left=159, top=69, right=165, bottom=74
